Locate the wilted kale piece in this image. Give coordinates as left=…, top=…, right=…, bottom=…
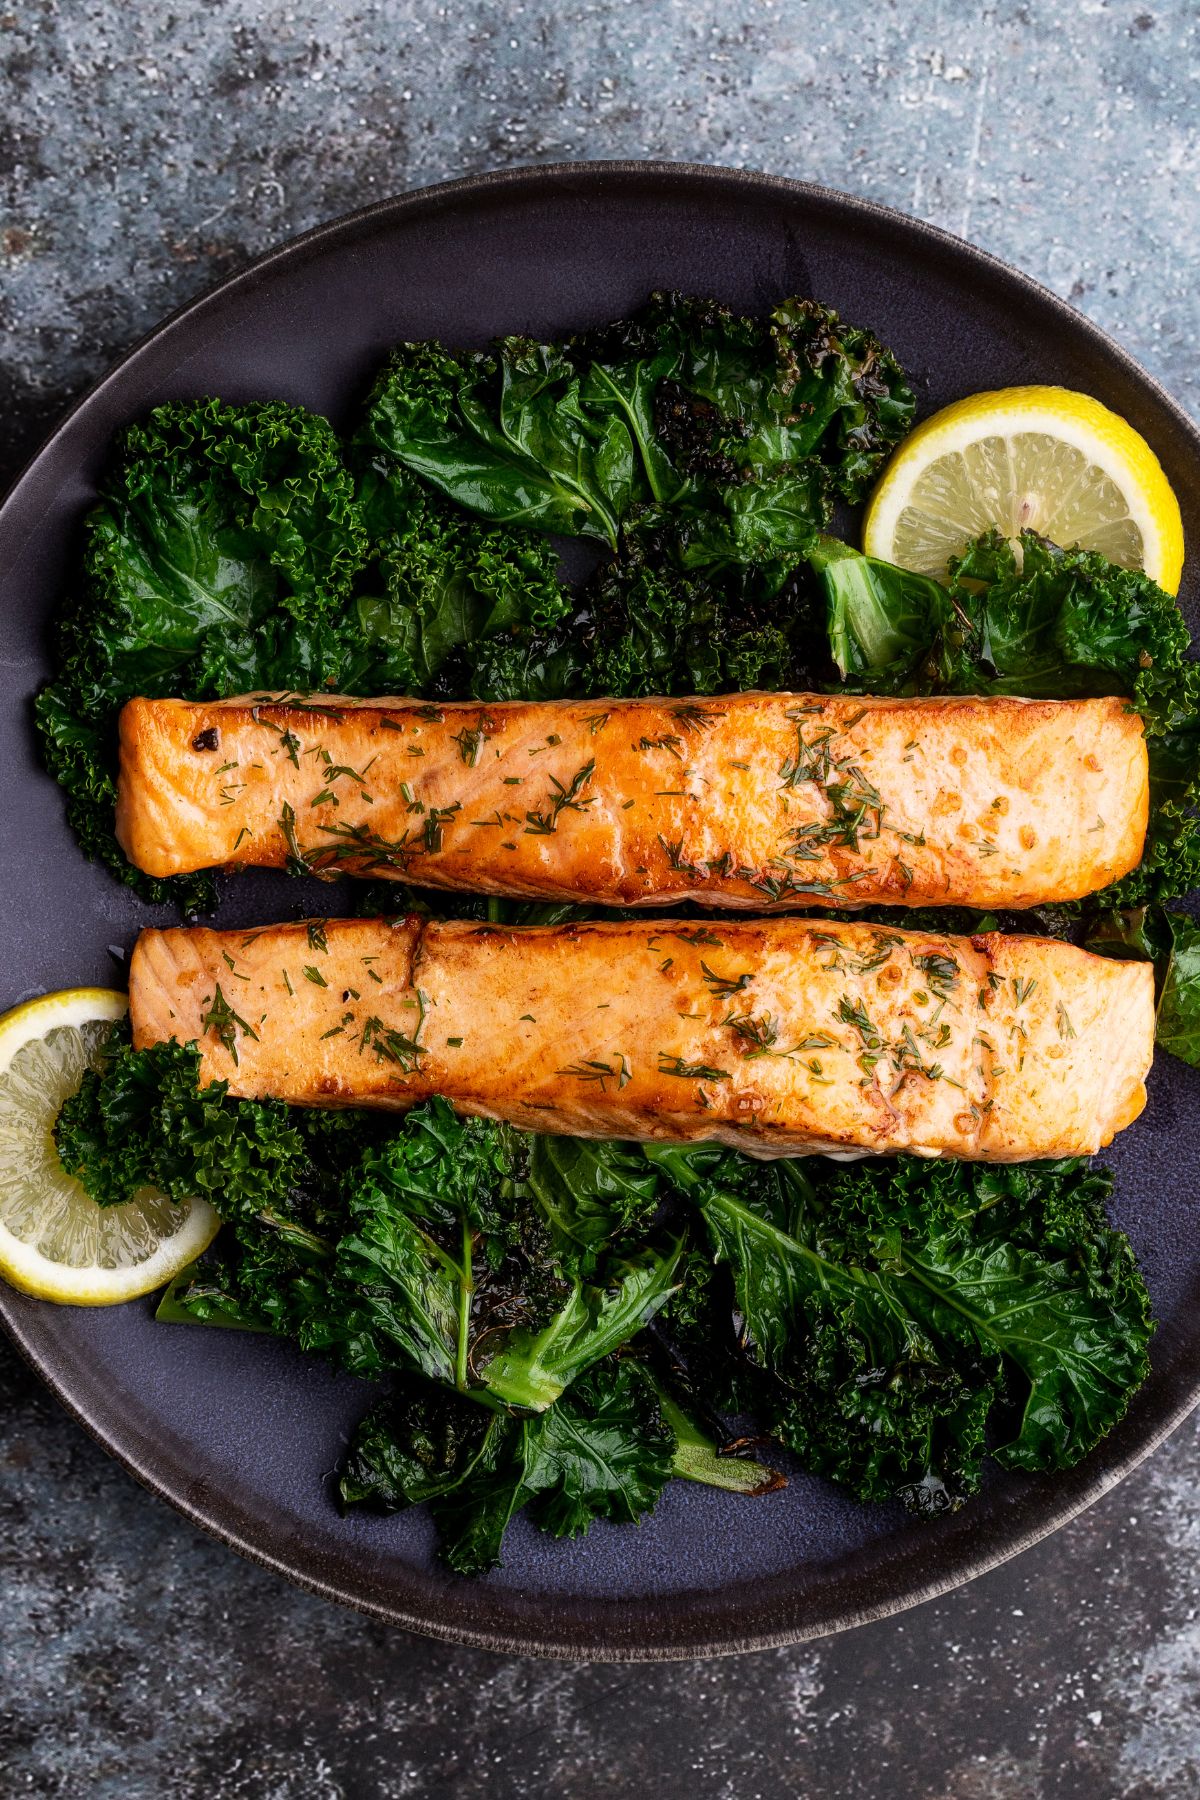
left=343, top=456, right=571, bottom=694
left=340, top=1358, right=676, bottom=1575
left=36, top=402, right=573, bottom=910
left=35, top=398, right=369, bottom=909
left=363, top=292, right=914, bottom=564
left=54, top=1018, right=365, bottom=1230
left=646, top=1145, right=1153, bottom=1515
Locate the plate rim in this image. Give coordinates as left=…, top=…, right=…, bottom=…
left=2, top=157, right=1198, bottom=1662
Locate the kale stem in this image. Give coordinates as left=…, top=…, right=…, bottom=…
left=804, top=532, right=858, bottom=574
left=455, top=1217, right=474, bottom=1394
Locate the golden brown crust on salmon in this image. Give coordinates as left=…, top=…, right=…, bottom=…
left=128, top=915, right=1154, bottom=1162
left=115, top=691, right=1149, bottom=910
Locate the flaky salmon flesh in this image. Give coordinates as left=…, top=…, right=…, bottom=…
left=129, top=916, right=1154, bottom=1162
left=116, top=691, right=1148, bottom=910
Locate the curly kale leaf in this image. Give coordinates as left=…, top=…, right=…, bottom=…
left=469, top=552, right=818, bottom=705
left=647, top=1146, right=1152, bottom=1514
left=1154, top=913, right=1200, bottom=1067
left=344, top=457, right=571, bottom=694
left=582, top=555, right=800, bottom=696
left=579, top=292, right=914, bottom=540
left=54, top=1018, right=362, bottom=1231
left=338, top=1375, right=503, bottom=1511
left=339, top=1358, right=675, bottom=1575
left=1091, top=906, right=1200, bottom=1071
left=36, top=398, right=370, bottom=907
left=810, top=535, right=974, bottom=691
left=47, top=398, right=368, bottom=714
left=479, top=1234, right=684, bottom=1411
left=363, top=337, right=636, bottom=546
left=148, top=1082, right=681, bottom=1411
left=815, top=529, right=1194, bottom=706
left=526, top=1133, right=663, bottom=1272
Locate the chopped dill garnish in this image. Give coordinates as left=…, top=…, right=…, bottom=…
left=558, top=1059, right=618, bottom=1089
left=657, top=1053, right=730, bottom=1081
left=359, top=996, right=428, bottom=1072
left=451, top=718, right=493, bottom=766
left=524, top=761, right=596, bottom=836
left=912, top=950, right=959, bottom=1001
left=423, top=803, right=461, bottom=853
left=201, top=983, right=259, bottom=1066
left=279, top=801, right=310, bottom=876
left=700, top=962, right=752, bottom=997
left=837, top=995, right=882, bottom=1052
left=672, top=702, right=723, bottom=732
left=637, top=734, right=683, bottom=759
left=658, top=835, right=703, bottom=879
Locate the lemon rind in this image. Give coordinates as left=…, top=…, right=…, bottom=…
left=863, top=385, right=1184, bottom=595
left=0, top=987, right=220, bottom=1305
left=0, top=988, right=128, bottom=1076
left=0, top=1200, right=221, bottom=1305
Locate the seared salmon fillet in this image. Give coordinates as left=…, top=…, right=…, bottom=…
left=129, top=915, right=1154, bottom=1161
left=116, top=691, right=1148, bottom=910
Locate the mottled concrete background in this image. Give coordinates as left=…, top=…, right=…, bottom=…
left=3, top=2, right=1199, bottom=1795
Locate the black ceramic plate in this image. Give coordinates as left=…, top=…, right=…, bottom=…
left=2, top=162, right=1198, bottom=1662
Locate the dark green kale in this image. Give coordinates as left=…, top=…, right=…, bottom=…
left=343, top=456, right=571, bottom=694
left=581, top=556, right=798, bottom=696
left=288, top=1101, right=683, bottom=1408
left=54, top=1018, right=368, bottom=1230
left=814, top=528, right=1196, bottom=706
left=339, top=1356, right=781, bottom=1574
left=36, top=403, right=573, bottom=911
left=577, top=292, right=914, bottom=567
left=363, top=337, right=637, bottom=546
left=468, top=552, right=818, bottom=705
left=143, top=1085, right=681, bottom=1410
left=810, top=534, right=971, bottom=691
left=1153, top=913, right=1200, bottom=1066
left=364, top=293, right=914, bottom=566
left=646, top=1145, right=1153, bottom=1515
left=340, top=1359, right=675, bottom=1575
left=525, top=1133, right=663, bottom=1273
left=35, top=399, right=370, bottom=910
left=1087, top=905, right=1200, bottom=1070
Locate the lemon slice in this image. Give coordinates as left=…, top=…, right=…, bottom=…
left=863, top=386, right=1184, bottom=594
left=0, top=988, right=219, bottom=1304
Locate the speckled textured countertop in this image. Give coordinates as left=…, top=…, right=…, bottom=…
left=3, top=3, right=1199, bottom=1795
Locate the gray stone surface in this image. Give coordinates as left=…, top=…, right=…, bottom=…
left=3, top=1, right=1199, bottom=1794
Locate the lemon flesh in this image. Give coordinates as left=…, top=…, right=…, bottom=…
left=863, top=386, right=1184, bottom=595
left=0, top=989, right=219, bottom=1305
